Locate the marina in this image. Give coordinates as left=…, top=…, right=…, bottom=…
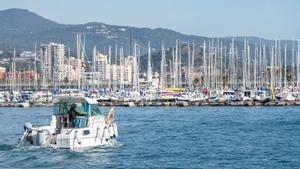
left=1, top=34, right=300, bottom=108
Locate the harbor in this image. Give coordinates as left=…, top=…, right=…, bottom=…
left=1, top=36, right=300, bottom=108
left=1, top=1, right=300, bottom=168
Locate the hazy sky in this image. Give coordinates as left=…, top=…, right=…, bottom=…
left=0, top=0, right=299, bottom=39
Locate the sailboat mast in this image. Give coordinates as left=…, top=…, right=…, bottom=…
left=292, top=41, right=295, bottom=88
left=92, top=46, right=97, bottom=88
left=147, top=42, right=152, bottom=89
left=187, top=43, right=191, bottom=90
left=297, top=40, right=300, bottom=89
left=208, top=41, right=211, bottom=89
left=160, top=44, right=166, bottom=89
left=113, top=44, right=118, bottom=90
left=172, top=47, right=176, bottom=87
left=108, top=45, right=111, bottom=89
left=120, top=47, right=124, bottom=90
left=77, top=33, right=81, bottom=90
left=191, top=43, right=195, bottom=90
left=68, top=48, right=71, bottom=89
left=259, top=35, right=262, bottom=88
left=284, top=44, right=287, bottom=89
left=133, top=42, right=138, bottom=90
left=203, top=41, right=207, bottom=88
left=174, top=40, right=178, bottom=87
left=254, top=47, right=258, bottom=90
left=178, top=40, right=182, bottom=88
left=137, top=44, right=141, bottom=90
left=247, top=41, right=250, bottom=89
left=220, top=42, right=223, bottom=89
left=243, top=38, right=247, bottom=90
left=13, top=49, right=16, bottom=90
left=34, top=44, right=37, bottom=90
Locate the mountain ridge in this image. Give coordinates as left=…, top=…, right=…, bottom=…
left=0, top=8, right=294, bottom=54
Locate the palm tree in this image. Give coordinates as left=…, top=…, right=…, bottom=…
left=193, top=77, right=201, bottom=89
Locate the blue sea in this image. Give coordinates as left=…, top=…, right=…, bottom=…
left=0, top=106, right=299, bottom=169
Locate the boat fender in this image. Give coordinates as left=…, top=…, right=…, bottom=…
left=75, top=130, right=81, bottom=145
left=24, top=122, right=33, bottom=133
left=108, top=125, right=114, bottom=138
left=112, top=123, right=118, bottom=138
left=103, top=126, right=109, bottom=141
left=95, top=127, right=103, bottom=142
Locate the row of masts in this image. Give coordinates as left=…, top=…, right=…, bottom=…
left=4, top=36, right=300, bottom=92
left=203, top=38, right=300, bottom=91
left=161, top=38, right=300, bottom=91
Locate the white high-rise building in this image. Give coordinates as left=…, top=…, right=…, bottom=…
left=94, top=52, right=109, bottom=82
left=40, top=42, right=65, bottom=85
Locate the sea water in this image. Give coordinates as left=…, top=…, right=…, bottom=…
left=0, top=106, right=299, bottom=169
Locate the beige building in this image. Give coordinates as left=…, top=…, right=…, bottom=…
left=88, top=52, right=138, bottom=87
left=0, top=66, right=6, bottom=79
left=123, top=56, right=137, bottom=85
left=109, top=64, right=120, bottom=82
left=64, top=64, right=77, bottom=82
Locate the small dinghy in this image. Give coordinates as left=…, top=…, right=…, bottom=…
left=18, top=96, right=118, bottom=149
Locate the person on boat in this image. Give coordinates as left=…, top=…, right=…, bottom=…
left=69, top=103, right=79, bottom=127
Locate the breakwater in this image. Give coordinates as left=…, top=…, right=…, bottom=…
left=1, top=100, right=300, bottom=108
left=98, top=100, right=300, bottom=107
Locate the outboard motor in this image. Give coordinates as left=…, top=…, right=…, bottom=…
left=18, top=122, right=33, bottom=146
left=24, top=122, right=33, bottom=133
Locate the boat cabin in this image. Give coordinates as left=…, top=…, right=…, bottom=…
left=59, top=89, right=86, bottom=97
left=253, top=90, right=270, bottom=101
left=223, top=90, right=236, bottom=99
left=242, top=90, right=252, bottom=97
left=51, top=96, right=102, bottom=130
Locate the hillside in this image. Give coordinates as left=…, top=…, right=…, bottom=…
left=0, top=8, right=296, bottom=72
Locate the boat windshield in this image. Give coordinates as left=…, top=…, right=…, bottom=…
left=90, top=104, right=101, bottom=116
left=53, top=102, right=88, bottom=116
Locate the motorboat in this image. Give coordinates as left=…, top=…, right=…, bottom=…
left=188, top=92, right=207, bottom=102
left=32, top=90, right=53, bottom=104
left=59, top=89, right=86, bottom=97
left=252, top=90, right=271, bottom=103
left=279, top=91, right=300, bottom=101
left=18, top=96, right=118, bottom=149
left=219, top=90, right=239, bottom=102
left=241, top=90, right=254, bottom=101
left=0, top=92, right=5, bottom=103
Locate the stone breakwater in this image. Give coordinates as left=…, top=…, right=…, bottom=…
left=1, top=100, right=300, bottom=107
left=98, top=100, right=300, bottom=107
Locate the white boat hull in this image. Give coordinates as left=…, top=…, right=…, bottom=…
left=21, top=116, right=118, bottom=149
